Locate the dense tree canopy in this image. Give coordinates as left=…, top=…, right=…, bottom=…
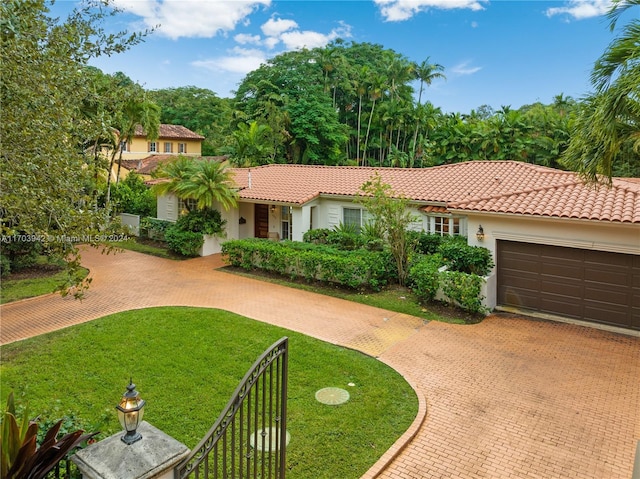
left=149, top=86, right=233, bottom=156
left=0, top=0, right=148, bottom=292
left=562, top=0, right=640, bottom=180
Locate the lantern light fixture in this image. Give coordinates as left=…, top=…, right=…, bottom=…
left=116, top=379, right=145, bottom=445
left=476, top=225, right=485, bottom=242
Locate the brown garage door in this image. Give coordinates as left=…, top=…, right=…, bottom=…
left=497, top=241, right=640, bottom=330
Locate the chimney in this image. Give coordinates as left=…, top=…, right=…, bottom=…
left=248, top=169, right=252, bottom=189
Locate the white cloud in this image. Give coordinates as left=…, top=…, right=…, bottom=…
left=191, top=13, right=351, bottom=78
left=192, top=47, right=266, bottom=74
left=278, top=22, right=352, bottom=50
left=451, top=61, right=482, bottom=75
left=261, top=17, right=299, bottom=37
left=545, top=0, right=613, bottom=19
left=235, top=33, right=262, bottom=45
left=111, top=0, right=271, bottom=39
left=374, top=0, right=485, bottom=22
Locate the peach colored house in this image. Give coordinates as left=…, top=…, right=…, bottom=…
left=156, top=161, right=640, bottom=332
left=108, top=124, right=205, bottom=181
left=120, top=124, right=204, bottom=160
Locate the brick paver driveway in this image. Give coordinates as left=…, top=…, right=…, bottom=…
left=1, top=247, right=638, bottom=478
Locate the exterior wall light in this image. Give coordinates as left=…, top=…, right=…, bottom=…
left=476, top=225, right=485, bottom=241
left=116, top=379, right=145, bottom=445
left=270, top=205, right=276, bottom=213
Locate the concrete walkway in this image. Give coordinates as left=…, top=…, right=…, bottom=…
left=1, top=246, right=638, bottom=478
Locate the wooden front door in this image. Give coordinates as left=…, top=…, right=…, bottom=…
left=255, top=204, right=269, bottom=238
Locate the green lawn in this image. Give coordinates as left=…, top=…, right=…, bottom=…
left=0, top=307, right=417, bottom=479
left=0, top=265, right=89, bottom=305
left=113, top=237, right=185, bottom=260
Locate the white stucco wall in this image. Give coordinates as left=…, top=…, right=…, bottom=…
left=157, top=194, right=178, bottom=222
left=465, top=213, right=640, bottom=259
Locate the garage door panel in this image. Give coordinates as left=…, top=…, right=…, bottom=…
left=540, top=295, right=581, bottom=319
left=503, top=256, right=540, bottom=272
left=584, top=303, right=630, bottom=325
left=499, top=287, right=540, bottom=309
left=540, top=277, right=582, bottom=295
left=497, top=240, right=638, bottom=330
left=585, top=283, right=629, bottom=304
left=501, top=272, right=538, bottom=291
left=584, top=263, right=630, bottom=283
left=540, top=262, right=582, bottom=279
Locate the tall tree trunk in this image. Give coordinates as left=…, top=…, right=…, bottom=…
left=362, top=98, right=377, bottom=167
left=356, top=94, right=363, bottom=165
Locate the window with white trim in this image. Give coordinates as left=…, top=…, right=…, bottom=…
left=120, top=141, right=129, bottom=152
left=281, top=206, right=291, bottom=241
left=342, top=207, right=362, bottom=233
left=178, top=198, right=197, bottom=216
left=164, top=142, right=173, bottom=153
left=428, top=216, right=464, bottom=237
left=149, top=141, right=157, bottom=153
left=178, top=143, right=187, bottom=154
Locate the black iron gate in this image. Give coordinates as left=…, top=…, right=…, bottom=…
left=175, top=337, right=289, bottom=479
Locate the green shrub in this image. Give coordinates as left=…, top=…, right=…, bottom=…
left=325, top=230, right=363, bottom=250
left=141, top=217, right=173, bottom=240
left=110, top=173, right=156, bottom=217
left=440, top=271, right=488, bottom=314
left=303, top=228, right=332, bottom=244
left=408, top=231, right=443, bottom=255
left=408, top=254, right=444, bottom=302
left=164, top=228, right=204, bottom=257
left=437, top=240, right=494, bottom=276
left=1, top=254, right=11, bottom=277
left=1, top=236, right=42, bottom=272
left=222, top=239, right=392, bottom=290
left=174, top=208, right=226, bottom=236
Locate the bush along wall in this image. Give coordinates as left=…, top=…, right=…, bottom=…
left=222, top=239, right=394, bottom=290
left=163, top=209, right=227, bottom=257
left=440, top=270, right=488, bottom=315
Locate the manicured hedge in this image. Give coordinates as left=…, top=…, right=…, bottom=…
left=222, top=239, right=394, bottom=290
left=408, top=254, right=488, bottom=314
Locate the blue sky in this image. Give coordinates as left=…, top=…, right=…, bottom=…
left=53, top=0, right=630, bottom=113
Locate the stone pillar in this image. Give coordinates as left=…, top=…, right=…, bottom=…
left=71, top=421, right=189, bottom=479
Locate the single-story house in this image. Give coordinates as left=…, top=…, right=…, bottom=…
left=156, top=160, right=640, bottom=332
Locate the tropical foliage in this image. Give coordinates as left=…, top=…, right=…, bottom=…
left=0, top=0, right=149, bottom=295
left=148, top=86, right=233, bottom=156
left=356, top=174, right=417, bottom=286
left=152, top=158, right=238, bottom=211
left=562, top=0, right=640, bottom=180
left=0, top=392, right=97, bottom=479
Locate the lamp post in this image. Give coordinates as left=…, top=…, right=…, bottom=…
left=116, top=379, right=145, bottom=445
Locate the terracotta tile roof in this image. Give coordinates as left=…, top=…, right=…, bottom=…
left=230, top=161, right=640, bottom=224
left=134, top=124, right=205, bottom=140
left=124, top=155, right=228, bottom=175
left=450, top=176, right=640, bottom=223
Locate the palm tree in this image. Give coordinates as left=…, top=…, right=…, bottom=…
left=230, top=120, right=273, bottom=167
left=177, top=160, right=239, bottom=211
left=105, top=96, right=160, bottom=207
left=362, top=73, right=386, bottom=166
left=151, top=156, right=194, bottom=197
left=152, top=158, right=238, bottom=212
left=562, top=0, right=640, bottom=181
left=411, top=59, right=445, bottom=162
left=351, top=67, right=370, bottom=163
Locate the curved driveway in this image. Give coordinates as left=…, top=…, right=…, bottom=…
left=1, top=247, right=638, bottom=478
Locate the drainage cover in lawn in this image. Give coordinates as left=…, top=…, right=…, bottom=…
left=250, top=427, right=291, bottom=451
left=315, top=387, right=350, bottom=405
